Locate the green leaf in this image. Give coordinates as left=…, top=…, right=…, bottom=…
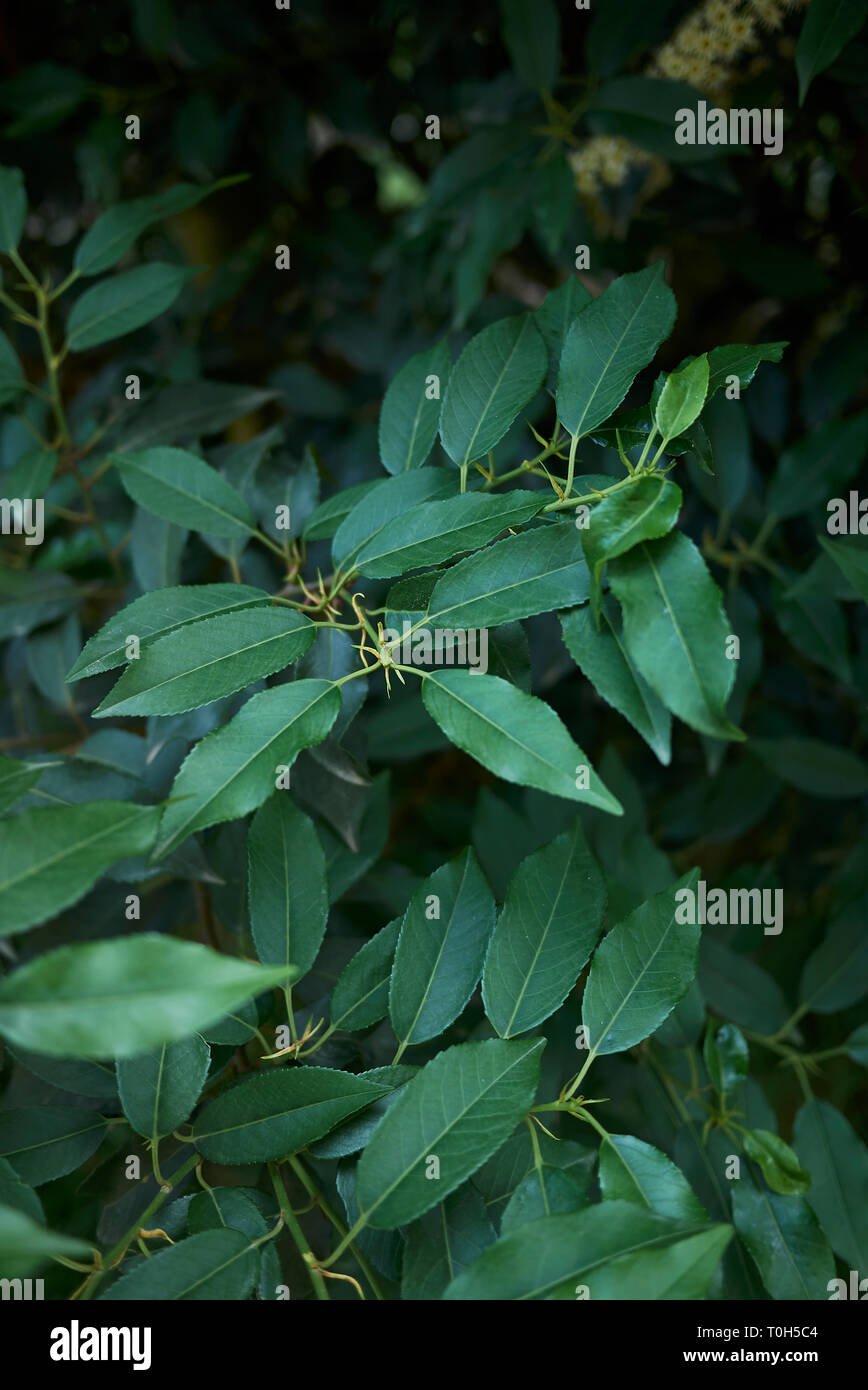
left=248, top=796, right=327, bottom=984
left=355, top=1037, right=545, bottom=1229
left=308, top=1066, right=418, bottom=1160
left=0, top=755, right=45, bottom=814
left=796, top=0, right=868, bottom=102
left=439, top=315, right=547, bottom=467
left=0, top=1204, right=91, bottom=1279
left=534, top=277, right=593, bottom=392
left=560, top=599, right=671, bottom=764
left=7, top=1047, right=117, bottom=1101
left=500, top=1166, right=589, bottom=1234
left=733, top=1167, right=835, bottom=1300
left=654, top=355, right=709, bottom=441
left=154, top=680, right=341, bottom=860
left=767, top=412, right=868, bottom=519
left=744, top=1130, right=811, bottom=1196
left=556, top=263, right=676, bottom=439
left=582, top=476, right=682, bottom=624
left=192, top=1068, right=390, bottom=1164
left=113, top=446, right=257, bottom=539
left=74, top=177, right=245, bottom=276
left=846, top=1024, right=868, bottom=1066
left=0, top=1107, right=107, bottom=1185
left=499, top=0, right=560, bottom=94
left=422, top=669, right=622, bottom=814
left=0, top=328, right=25, bottom=405
left=111, top=380, right=278, bottom=452
left=0, top=935, right=294, bottom=1059
left=424, top=523, right=591, bottom=631
left=332, top=469, right=457, bottom=571
left=582, top=869, right=701, bottom=1057
left=389, top=848, right=496, bottom=1050
left=599, top=1134, right=707, bottom=1221
left=330, top=918, right=401, bottom=1033
left=705, top=342, right=787, bottom=400
left=0, top=166, right=27, bottom=252
left=443, top=1200, right=718, bottom=1299
left=354, top=491, right=544, bottom=580
left=303, top=480, right=381, bottom=542
left=67, top=582, right=270, bottom=682
left=66, top=263, right=198, bottom=350
left=703, top=1021, right=749, bottom=1098
left=817, top=535, right=868, bottom=602
left=482, top=819, right=605, bottom=1038
left=794, top=1100, right=868, bottom=1270
left=609, top=531, right=744, bottom=741
left=752, top=737, right=868, bottom=799
left=799, top=903, right=868, bottom=1012
left=0, top=800, right=161, bottom=934
left=117, top=1036, right=211, bottom=1140
left=93, top=608, right=314, bottom=719
left=100, top=1229, right=258, bottom=1300
left=378, top=340, right=451, bottom=474
left=187, top=1187, right=269, bottom=1240
left=699, top=937, right=789, bottom=1035
left=402, top=1185, right=496, bottom=1300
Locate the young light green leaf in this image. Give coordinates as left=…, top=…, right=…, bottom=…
left=100, top=1229, right=258, bottom=1300
left=794, top=1100, right=868, bottom=1270
left=582, top=869, right=702, bottom=1057
left=94, top=608, right=314, bottom=718
left=354, top=491, right=544, bottom=580
left=599, top=1133, right=707, bottom=1222
left=74, top=177, right=245, bottom=276
left=330, top=918, right=401, bottom=1033
left=556, top=263, right=676, bottom=438
left=248, top=796, right=327, bottom=985
left=67, top=582, right=270, bottom=682
left=0, top=801, right=161, bottom=935
left=113, top=446, right=257, bottom=539
left=482, top=819, right=606, bottom=1038
left=424, top=523, right=591, bottom=631
left=0, top=167, right=27, bottom=252
left=389, top=847, right=496, bottom=1050
left=66, top=263, right=198, bottom=350
left=116, top=1035, right=211, bottom=1141
left=422, top=670, right=622, bottom=814
left=154, top=679, right=341, bottom=860
left=0, top=1204, right=91, bottom=1280
left=439, top=315, right=547, bottom=466
left=609, top=531, right=745, bottom=741
left=0, top=935, right=295, bottom=1059
left=402, top=1185, right=496, bottom=1300
left=0, top=1107, right=107, bottom=1185
left=733, top=1168, right=835, bottom=1300
left=654, top=354, right=709, bottom=442
left=744, top=1130, right=811, bottom=1196
left=582, top=475, right=681, bottom=624
left=378, top=340, right=451, bottom=474
left=560, top=600, right=671, bottom=764
left=192, top=1068, right=390, bottom=1164
left=356, top=1037, right=545, bottom=1229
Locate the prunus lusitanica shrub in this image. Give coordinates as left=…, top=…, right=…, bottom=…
left=0, top=0, right=866, bottom=1304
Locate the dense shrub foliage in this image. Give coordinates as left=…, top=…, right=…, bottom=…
left=0, top=0, right=866, bottom=1303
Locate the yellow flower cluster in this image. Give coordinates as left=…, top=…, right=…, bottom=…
left=568, top=137, right=671, bottom=232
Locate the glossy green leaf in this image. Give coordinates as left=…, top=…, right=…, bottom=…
left=422, top=669, right=622, bottom=814
left=117, top=1035, right=211, bottom=1140
left=733, top=1168, right=835, bottom=1300
left=482, top=819, right=605, bottom=1038
left=66, top=583, right=271, bottom=682
left=100, top=1229, right=258, bottom=1300
left=67, top=263, right=198, bottom=350
left=582, top=869, right=701, bottom=1057
left=94, top=608, right=314, bottom=718
left=332, top=468, right=456, bottom=571
left=113, top=446, right=257, bottom=539
left=354, top=491, right=544, bottom=580
left=74, top=177, right=244, bottom=276
left=703, top=1021, right=749, bottom=1099
left=743, top=1130, right=811, bottom=1196
left=654, top=355, right=708, bottom=441
left=0, top=1107, right=107, bottom=1185
left=355, top=1037, right=545, bottom=1229
left=560, top=599, right=671, bottom=764
left=192, top=1067, right=390, bottom=1164
left=794, top=1099, right=868, bottom=1270
left=0, top=935, right=294, bottom=1059
left=248, top=796, right=328, bottom=984
left=0, top=800, right=161, bottom=934
left=556, top=263, right=676, bottom=438
left=378, top=340, right=451, bottom=474
left=599, top=1133, right=707, bottom=1222
left=154, top=680, right=341, bottom=859
left=389, top=847, right=496, bottom=1050
left=609, top=531, right=744, bottom=741
left=439, top=315, right=547, bottom=467
left=582, top=475, right=681, bottom=624
left=705, top=341, right=787, bottom=400
left=308, top=1066, right=417, bottom=1160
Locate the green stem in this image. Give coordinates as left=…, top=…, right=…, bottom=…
left=79, top=1150, right=198, bottom=1299
left=286, top=1155, right=385, bottom=1301
left=268, top=1162, right=330, bottom=1301
left=542, top=471, right=641, bottom=514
